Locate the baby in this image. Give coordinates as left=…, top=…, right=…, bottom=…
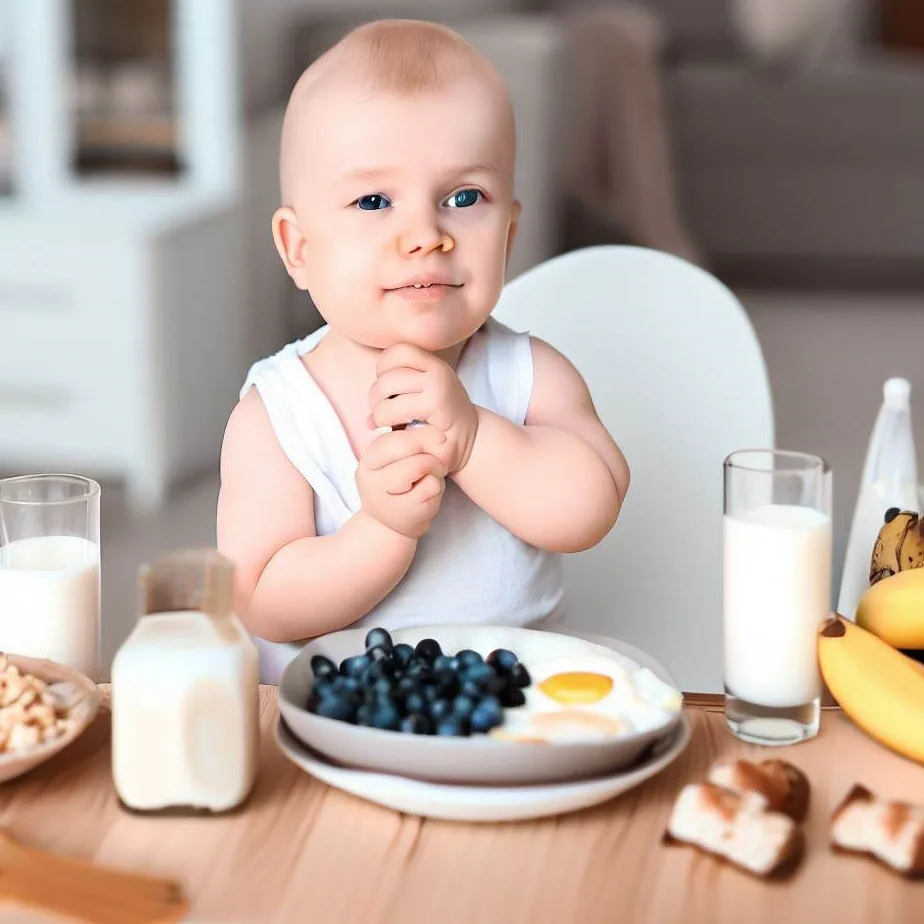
left=217, top=20, right=630, bottom=683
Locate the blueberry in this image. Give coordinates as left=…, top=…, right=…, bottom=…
left=456, top=649, right=483, bottom=668
left=500, top=686, right=526, bottom=708
left=356, top=704, right=374, bottom=726
left=406, top=661, right=432, bottom=681
left=463, top=662, right=493, bottom=684
left=470, top=696, right=503, bottom=733
left=336, top=676, right=363, bottom=698
left=392, top=643, right=415, bottom=668
left=487, top=649, right=519, bottom=675
left=509, top=663, right=531, bottom=688
left=310, top=655, right=338, bottom=680
left=484, top=673, right=508, bottom=696
left=429, top=699, right=452, bottom=722
left=367, top=645, right=391, bottom=664
left=340, top=654, right=371, bottom=678
left=365, top=627, right=394, bottom=652
left=460, top=679, right=483, bottom=699
left=434, top=668, right=460, bottom=697
left=403, top=691, right=428, bottom=717
left=400, top=714, right=431, bottom=735
left=451, top=695, right=476, bottom=721
left=422, top=684, right=442, bottom=703
left=314, top=695, right=357, bottom=723
left=365, top=658, right=395, bottom=683
left=369, top=702, right=401, bottom=731
left=415, top=638, right=443, bottom=663
left=397, top=675, right=421, bottom=696
left=371, top=677, right=393, bottom=699
left=436, top=717, right=471, bottom=737
left=432, top=654, right=459, bottom=673
left=310, top=678, right=334, bottom=700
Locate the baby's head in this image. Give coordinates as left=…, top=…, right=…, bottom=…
left=272, top=20, right=519, bottom=354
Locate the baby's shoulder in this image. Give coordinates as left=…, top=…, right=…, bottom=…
left=222, top=388, right=274, bottom=457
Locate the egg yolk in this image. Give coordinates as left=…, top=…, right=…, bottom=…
left=538, top=671, right=614, bottom=704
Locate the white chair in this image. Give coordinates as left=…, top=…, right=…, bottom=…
left=493, top=245, right=774, bottom=693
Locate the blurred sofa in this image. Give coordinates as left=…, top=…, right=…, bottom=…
left=572, top=0, right=924, bottom=286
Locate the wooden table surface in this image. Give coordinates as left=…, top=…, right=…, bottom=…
left=4, top=686, right=924, bottom=924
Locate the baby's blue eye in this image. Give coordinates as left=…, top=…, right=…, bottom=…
left=356, top=194, right=391, bottom=211
left=445, top=189, right=482, bottom=209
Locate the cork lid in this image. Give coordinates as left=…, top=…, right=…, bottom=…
left=139, top=549, right=234, bottom=618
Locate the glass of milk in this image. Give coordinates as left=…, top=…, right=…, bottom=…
left=723, top=450, right=832, bottom=746
left=0, top=474, right=101, bottom=679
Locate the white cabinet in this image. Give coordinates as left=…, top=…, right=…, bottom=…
left=0, top=0, right=246, bottom=508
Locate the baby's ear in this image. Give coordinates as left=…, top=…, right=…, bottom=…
left=271, top=207, right=312, bottom=290
left=505, top=200, right=522, bottom=268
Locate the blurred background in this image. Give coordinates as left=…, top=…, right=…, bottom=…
left=1, top=0, right=923, bottom=668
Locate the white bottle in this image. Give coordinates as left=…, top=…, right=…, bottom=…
left=111, top=550, right=260, bottom=814
left=837, top=378, right=920, bottom=620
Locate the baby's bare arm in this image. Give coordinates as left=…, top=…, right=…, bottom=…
left=450, top=337, right=629, bottom=553
left=216, top=390, right=416, bottom=643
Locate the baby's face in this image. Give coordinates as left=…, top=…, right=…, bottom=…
left=286, top=75, right=519, bottom=353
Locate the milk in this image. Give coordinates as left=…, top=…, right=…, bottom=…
left=111, top=550, right=260, bottom=814
left=0, top=535, right=100, bottom=679
left=724, top=504, right=832, bottom=708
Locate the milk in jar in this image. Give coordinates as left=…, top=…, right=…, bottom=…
left=111, top=550, right=260, bottom=813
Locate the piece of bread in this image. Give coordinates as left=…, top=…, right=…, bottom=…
left=831, top=784, right=924, bottom=878
left=708, top=759, right=810, bottom=822
left=664, top=782, right=804, bottom=879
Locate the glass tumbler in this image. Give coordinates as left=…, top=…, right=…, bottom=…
left=723, top=450, right=832, bottom=745
left=0, top=474, right=101, bottom=679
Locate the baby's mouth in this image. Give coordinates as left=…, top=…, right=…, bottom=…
left=386, top=279, right=463, bottom=300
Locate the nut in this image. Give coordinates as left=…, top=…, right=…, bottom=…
left=0, top=653, right=77, bottom=755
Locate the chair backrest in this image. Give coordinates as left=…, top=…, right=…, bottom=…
left=493, top=245, right=774, bottom=693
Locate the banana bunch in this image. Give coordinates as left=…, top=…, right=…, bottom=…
left=817, top=615, right=924, bottom=764
left=869, top=508, right=924, bottom=585
left=856, top=508, right=924, bottom=648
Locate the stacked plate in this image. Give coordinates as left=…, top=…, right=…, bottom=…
left=275, top=626, right=690, bottom=822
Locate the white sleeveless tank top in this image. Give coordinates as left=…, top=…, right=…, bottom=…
left=240, top=317, right=565, bottom=684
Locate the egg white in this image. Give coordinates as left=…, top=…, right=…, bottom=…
left=493, top=648, right=682, bottom=743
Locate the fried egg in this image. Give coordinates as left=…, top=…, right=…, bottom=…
left=492, top=650, right=682, bottom=744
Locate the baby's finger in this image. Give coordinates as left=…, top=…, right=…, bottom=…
left=362, top=425, right=446, bottom=471
left=369, top=368, right=423, bottom=410
left=408, top=473, right=445, bottom=504
left=371, top=393, right=426, bottom=430
left=381, top=454, right=447, bottom=495
left=377, top=343, right=432, bottom=377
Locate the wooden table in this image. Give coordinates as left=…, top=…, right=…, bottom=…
left=4, top=687, right=924, bottom=924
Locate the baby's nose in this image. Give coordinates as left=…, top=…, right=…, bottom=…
left=398, top=222, right=454, bottom=256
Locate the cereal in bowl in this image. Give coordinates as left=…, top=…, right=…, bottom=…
left=0, top=653, right=76, bottom=753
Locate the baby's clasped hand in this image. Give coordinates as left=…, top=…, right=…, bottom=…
left=369, top=343, right=479, bottom=475
left=355, top=424, right=448, bottom=539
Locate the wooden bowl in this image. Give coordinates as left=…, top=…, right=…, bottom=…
left=0, top=654, right=100, bottom=785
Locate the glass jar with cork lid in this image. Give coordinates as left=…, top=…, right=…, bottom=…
left=111, top=549, right=260, bottom=814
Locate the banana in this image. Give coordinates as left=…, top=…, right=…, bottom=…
left=869, top=509, right=924, bottom=585
left=818, top=615, right=924, bottom=763
left=856, top=567, right=924, bottom=649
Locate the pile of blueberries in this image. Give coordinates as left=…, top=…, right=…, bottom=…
left=306, top=628, right=532, bottom=737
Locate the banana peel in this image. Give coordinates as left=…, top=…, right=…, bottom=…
left=869, top=508, right=924, bottom=585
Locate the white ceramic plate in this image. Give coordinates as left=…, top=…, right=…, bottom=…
left=275, top=710, right=691, bottom=822
left=0, top=654, right=100, bottom=785
left=278, top=626, right=683, bottom=786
